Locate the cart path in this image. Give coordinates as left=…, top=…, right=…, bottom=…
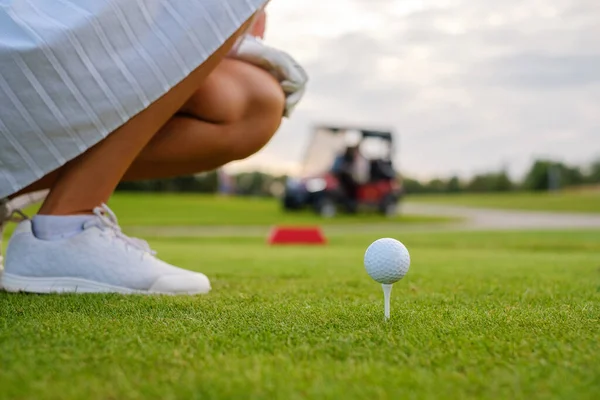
left=401, top=203, right=600, bottom=230
left=125, top=203, right=600, bottom=238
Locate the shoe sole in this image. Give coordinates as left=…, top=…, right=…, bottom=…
left=0, top=273, right=209, bottom=295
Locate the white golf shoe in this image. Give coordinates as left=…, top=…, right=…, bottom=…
left=0, top=204, right=211, bottom=295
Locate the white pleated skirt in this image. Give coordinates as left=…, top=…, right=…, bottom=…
left=0, top=0, right=266, bottom=198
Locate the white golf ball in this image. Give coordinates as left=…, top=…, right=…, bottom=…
left=364, top=238, right=410, bottom=284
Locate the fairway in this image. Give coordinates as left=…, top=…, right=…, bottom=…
left=13, top=193, right=454, bottom=227
left=2, top=225, right=599, bottom=399
left=408, top=191, right=600, bottom=214
left=1, top=1, right=598, bottom=398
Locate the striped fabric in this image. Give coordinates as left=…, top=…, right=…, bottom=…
left=0, top=0, right=266, bottom=198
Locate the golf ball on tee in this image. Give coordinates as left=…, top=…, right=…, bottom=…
left=364, top=238, right=410, bottom=284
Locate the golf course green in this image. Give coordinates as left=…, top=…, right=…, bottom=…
left=1, top=193, right=598, bottom=399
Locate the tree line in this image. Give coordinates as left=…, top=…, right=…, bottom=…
left=116, top=158, right=600, bottom=196
left=405, top=158, right=600, bottom=194
left=116, top=170, right=287, bottom=197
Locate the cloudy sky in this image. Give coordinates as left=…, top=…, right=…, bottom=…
left=228, top=0, right=600, bottom=180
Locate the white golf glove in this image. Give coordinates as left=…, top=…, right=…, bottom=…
left=229, top=34, right=308, bottom=117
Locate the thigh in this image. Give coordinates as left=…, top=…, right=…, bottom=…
left=178, top=58, right=282, bottom=124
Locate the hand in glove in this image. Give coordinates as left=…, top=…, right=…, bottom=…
left=229, top=34, right=308, bottom=118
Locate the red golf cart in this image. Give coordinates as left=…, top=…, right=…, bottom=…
left=282, top=125, right=404, bottom=217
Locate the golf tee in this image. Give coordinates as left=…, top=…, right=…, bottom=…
left=382, top=283, right=393, bottom=320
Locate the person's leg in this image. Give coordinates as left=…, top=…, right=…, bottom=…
left=39, top=20, right=255, bottom=216
left=9, top=58, right=285, bottom=196
left=129, top=58, right=285, bottom=179
left=1, top=16, right=260, bottom=295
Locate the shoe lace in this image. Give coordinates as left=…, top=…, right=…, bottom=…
left=85, top=204, right=157, bottom=256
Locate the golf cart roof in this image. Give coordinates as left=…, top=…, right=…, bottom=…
left=313, top=125, right=394, bottom=141
left=300, top=124, right=397, bottom=177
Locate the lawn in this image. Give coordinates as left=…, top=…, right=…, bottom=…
left=13, top=192, right=452, bottom=227
left=1, top=227, right=599, bottom=399
left=408, top=191, right=600, bottom=214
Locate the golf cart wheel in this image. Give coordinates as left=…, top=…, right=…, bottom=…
left=380, top=195, right=399, bottom=217
left=315, top=197, right=337, bottom=218
left=282, top=196, right=298, bottom=211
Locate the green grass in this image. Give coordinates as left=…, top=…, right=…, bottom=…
left=408, top=191, right=600, bottom=214
left=100, top=193, right=452, bottom=226
left=1, top=193, right=455, bottom=243
left=2, top=229, right=599, bottom=399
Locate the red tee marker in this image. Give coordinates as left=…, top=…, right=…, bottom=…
left=267, top=226, right=327, bottom=245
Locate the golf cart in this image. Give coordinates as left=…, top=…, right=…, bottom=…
left=282, top=125, right=404, bottom=217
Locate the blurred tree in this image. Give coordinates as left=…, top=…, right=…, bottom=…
left=464, top=171, right=513, bottom=193
left=524, top=160, right=554, bottom=191
left=426, top=179, right=446, bottom=193
left=115, top=159, right=600, bottom=195
left=234, top=171, right=274, bottom=196
left=494, top=171, right=513, bottom=192
left=562, top=165, right=585, bottom=187
left=523, top=159, right=586, bottom=191
left=588, top=159, right=600, bottom=183
left=116, top=172, right=218, bottom=193
left=193, top=171, right=219, bottom=193
left=401, top=177, right=426, bottom=194
left=465, top=174, right=490, bottom=192
left=446, top=176, right=462, bottom=193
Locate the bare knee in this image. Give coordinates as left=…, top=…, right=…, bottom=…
left=228, top=72, right=285, bottom=160
left=181, top=59, right=284, bottom=125
left=183, top=59, right=285, bottom=162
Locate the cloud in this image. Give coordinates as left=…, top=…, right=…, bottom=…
left=468, top=53, right=600, bottom=88
left=229, top=0, right=600, bottom=180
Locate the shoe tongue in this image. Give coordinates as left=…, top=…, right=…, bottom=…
left=86, top=215, right=155, bottom=255
left=83, top=214, right=111, bottom=230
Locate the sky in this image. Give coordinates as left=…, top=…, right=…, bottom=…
left=227, top=0, right=600, bottom=181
